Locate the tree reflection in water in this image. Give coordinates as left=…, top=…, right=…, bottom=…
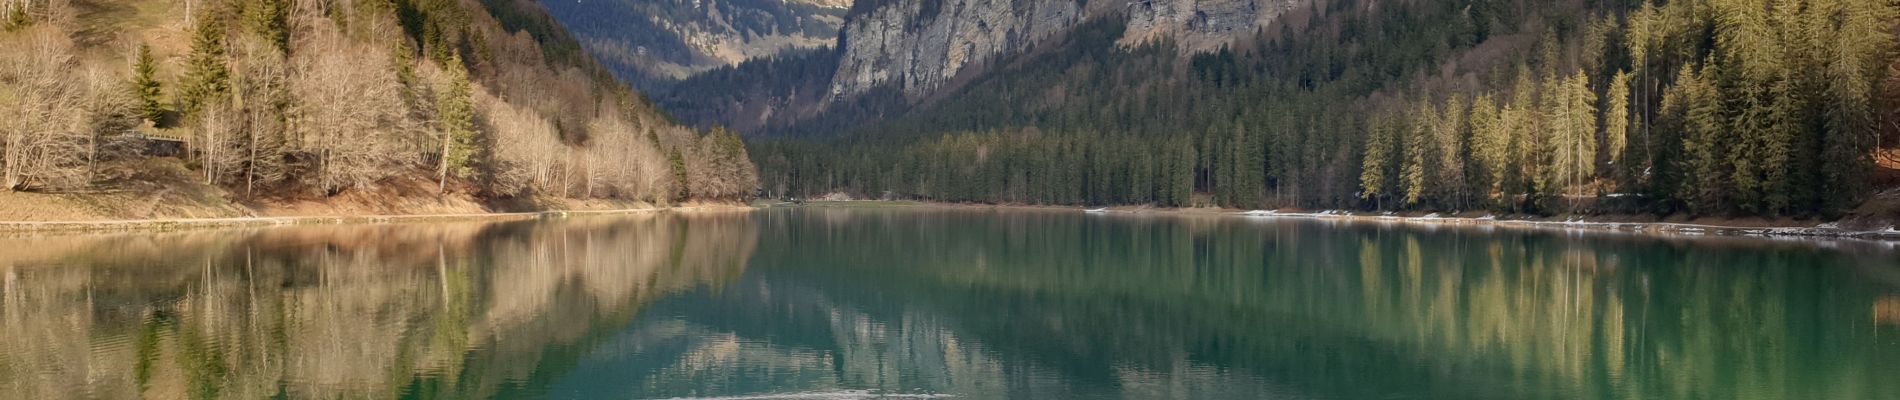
left=0, top=212, right=756, bottom=400
left=4, top=208, right=1900, bottom=399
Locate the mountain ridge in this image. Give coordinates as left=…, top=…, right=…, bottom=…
left=540, top=0, right=847, bottom=90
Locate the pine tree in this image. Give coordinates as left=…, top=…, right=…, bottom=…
left=1506, top=65, right=1540, bottom=204
left=436, top=53, right=477, bottom=193
left=1675, top=62, right=1728, bottom=214
left=1171, top=139, right=1194, bottom=207
left=1564, top=72, right=1598, bottom=198
left=1433, top=94, right=1468, bottom=207
left=131, top=43, right=165, bottom=124
left=1400, top=101, right=1435, bottom=206
left=1360, top=113, right=1398, bottom=208
left=1606, top=71, right=1631, bottom=171
left=1816, top=0, right=1896, bottom=212
left=1233, top=124, right=1263, bottom=208
left=177, top=10, right=229, bottom=118
left=3, top=0, right=27, bottom=30
left=669, top=148, right=689, bottom=203
left=1468, top=93, right=1506, bottom=202
left=243, top=0, right=289, bottom=54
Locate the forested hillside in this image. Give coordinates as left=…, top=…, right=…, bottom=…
left=0, top=0, right=756, bottom=217
left=538, top=0, right=846, bottom=90
left=742, top=0, right=1900, bottom=218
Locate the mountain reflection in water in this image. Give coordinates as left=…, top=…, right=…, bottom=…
left=4, top=208, right=1900, bottom=399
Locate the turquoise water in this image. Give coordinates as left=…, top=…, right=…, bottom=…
left=3, top=208, right=1900, bottom=399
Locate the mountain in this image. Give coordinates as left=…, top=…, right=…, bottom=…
left=539, top=0, right=848, bottom=90
left=0, top=0, right=756, bottom=219
left=657, top=0, right=1899, bottom=221
left=653, top=0, right=1309, bottom=134
left=825, top=0, right=1302, bottom=100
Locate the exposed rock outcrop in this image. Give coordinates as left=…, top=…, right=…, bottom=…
left=543, top=0, right=848, bottom=89
left=828, top=0, right=1085, bottom=99
left=827, top=0, right=1308, bottom=101
left=1121, top=0, right=1305, bottom=52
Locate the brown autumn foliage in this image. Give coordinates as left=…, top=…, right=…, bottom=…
left=0, top=0, right=757, bottom=207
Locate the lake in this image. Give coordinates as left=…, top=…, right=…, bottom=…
left=3, top=207, right=1899, bottom=399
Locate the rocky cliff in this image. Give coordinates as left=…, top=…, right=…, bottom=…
left=1121, top=0, right=1305, bottom=52
left=541, top=0, right=848, bottom=89
left=826, top=0, right=1307, bottom=100
left=827, top=0, right=1083, bottom=99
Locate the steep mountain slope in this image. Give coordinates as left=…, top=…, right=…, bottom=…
left=655, top=0, right=1309, bottom=134
left=826, top=0, right=1302, bottom=100
left=0, top=0, right=756, bottom=220
left=539, top=0, right=847, bottom=89
left=699, top=0, right=1899, bottom=221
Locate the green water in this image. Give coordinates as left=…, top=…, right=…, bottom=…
left=3, top=208, right=1900, bottom=399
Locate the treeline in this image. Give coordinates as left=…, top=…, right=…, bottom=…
left=0, top=0, right=756, bottom=204
left=655, top=46, right=842, bottom=133
left=756, top=131, right=1197, bottom=204
left=538, top=0, right=844, bottom=89
left=750, top=0, right=1899, bottom=217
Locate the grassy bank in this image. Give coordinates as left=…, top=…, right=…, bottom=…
left=0, top=159, right=752, bottom=234
left=0, top=205, right=755, bottom=235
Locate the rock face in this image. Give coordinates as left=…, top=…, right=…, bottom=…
left=1121, top=0, right=1304, bottom=52
left=542, top=0, right=848, bottom=89
left=827, top=0, right=1084, bottom=100
left=827, top=0, right=1305, bottom=100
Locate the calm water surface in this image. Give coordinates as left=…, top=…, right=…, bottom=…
left=3, top=208, right=1900, bottom=399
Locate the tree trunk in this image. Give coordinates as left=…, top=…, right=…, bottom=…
left=438, top=130, right=449, bottom=194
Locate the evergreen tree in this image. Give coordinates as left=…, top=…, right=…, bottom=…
left=243, top=0, right=290, bottom=54
left=1468, top=93, right=1506, bottom=201
left=1506, top=66, right=1540, bottom=203
left=1674, top=63, right=1728, bottom=214
left=1433, top=94, right=1468, bottom=207
left=669, top=148, right=690, bottom=203
left=1564, top=72, right=1599, bottom=198
left=436, top=53, right=477, bottom=192
left=3, top=0, right=27, bottom=30
left=177, top=10, right=229, bottom=119
left=1400, top=101, right=1436, bottom=206
left=1817, top=0, right=1896, bottom=212
left=131, top=43, right=165, bottom=124
left=1169, top=139, right=1195, bottom=207
left=1360, top=113, right=1398, bottom=207
left=1606, top=71, right=1631, bottom=171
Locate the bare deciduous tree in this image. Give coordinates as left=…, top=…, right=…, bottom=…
left=193, top=99, right=242, bottom=185
left=476, top=90, right=564, bottom=197
left=0, top=26, right=95, bottom=191
left=287, top=22, right=411, bottom=195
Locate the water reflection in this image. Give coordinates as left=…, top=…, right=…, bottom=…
left=4, top=208, right=1900, bottom=399
left=690, top=208, right=1900, bottom=399
left=0, top=212, right=756, bottom=400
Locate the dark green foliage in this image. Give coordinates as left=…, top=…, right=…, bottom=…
left=438, top=53, right=478, bottom=183
left=732, top=0, right=1896, bottom=217
left=656, top=47, right=840, bottom=132
left=132, top=43, right=165, bottom=124
left=177, top=10, right=229, bottom=119
left=3, top=1, right=28, bottom=30
left=538, top=0, right=845, bottom=89
left=244, top=0, right=290, bottom=54
left=669, top=148, right=689, bottom=202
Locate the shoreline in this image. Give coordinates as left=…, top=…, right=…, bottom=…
left=5, top=198, right=1893, bottom=242
left=772, top=201, right=1900, bottom=242
left=0, top=205, right=754, bottom=235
